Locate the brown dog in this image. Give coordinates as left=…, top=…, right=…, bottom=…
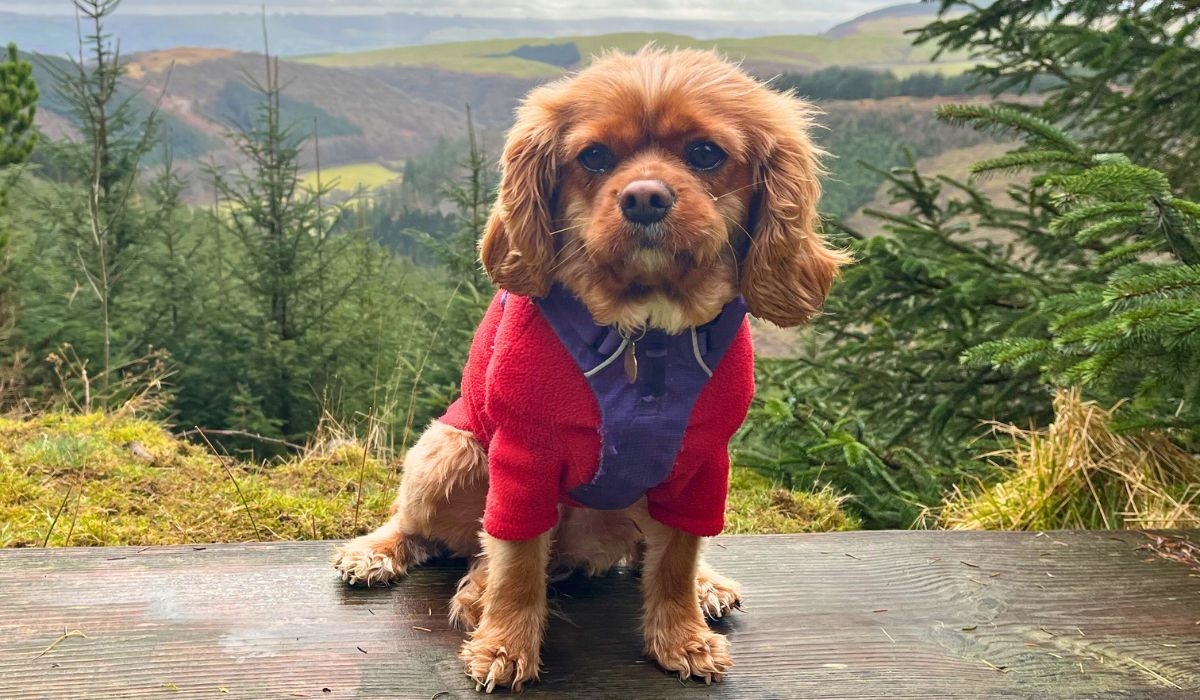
left=333, top=47, right=847, bottom=692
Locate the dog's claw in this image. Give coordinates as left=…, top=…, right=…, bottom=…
left=332, top=540, right=404, bottom=588
left=696, top=572, right=742, bottom=620
left=462, top=635, right=540, bottom=693
left=646, top=624, right=732, bottom=684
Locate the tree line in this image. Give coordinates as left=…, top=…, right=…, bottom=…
left=0, top=0, right=490, bottom=453
left=773, top=65, right=1061, bottom=102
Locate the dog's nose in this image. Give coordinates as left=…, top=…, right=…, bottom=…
left=620, top=180, right=675, bottom=225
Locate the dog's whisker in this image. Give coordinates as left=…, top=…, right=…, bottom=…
left=549, top=221, right=588, bottom=236
left=712, top=180, right=764, bottom=201
left=549, top=241, right=591, bottom=273
left=719, top=209, right=753, bottom=244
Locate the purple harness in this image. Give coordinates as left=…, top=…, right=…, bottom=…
left=531, top=285, right=748, bottom=510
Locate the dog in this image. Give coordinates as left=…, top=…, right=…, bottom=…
left=333, top=47, right=848, bottom=692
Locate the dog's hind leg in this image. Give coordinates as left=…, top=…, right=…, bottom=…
left=333, top=421, right=488, bottom=587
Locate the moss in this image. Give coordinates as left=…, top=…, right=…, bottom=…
left=0, top=411, right=396, bottom=547
left=0, top=411, right=860, bottom=547
left=725, top=469, right=860, bottom=534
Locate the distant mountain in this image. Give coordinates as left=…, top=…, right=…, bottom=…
left=0, top=11, right=828, bottom=57
left=825, top=1, right=976, bottom=41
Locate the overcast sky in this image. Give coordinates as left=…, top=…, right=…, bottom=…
left=0, top=0, right=905, bottom=23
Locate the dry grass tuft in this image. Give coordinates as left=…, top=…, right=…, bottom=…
left=933, top=388, right=1200, bottom=531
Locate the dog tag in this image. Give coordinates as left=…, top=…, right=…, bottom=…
left=623, top=341, right=638, bottom=383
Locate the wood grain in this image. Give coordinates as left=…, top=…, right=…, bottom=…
left=1, top=531, right=1198, bottom=698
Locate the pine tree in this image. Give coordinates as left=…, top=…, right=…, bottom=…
left=390, top=108, right=496, bottom=438
left=0, top=42, right=39, bottom=353
left=206, top=44, right=361, bottom=440
left=952, top=107, right=1200, bottom=445
left=15, top=0, right=166, bottom=407
left=915, top=0, right=1200, bottom=197
left=737, top=146, right=1074, bottom=527
left=737, top=0, right=1200, bottom=527
left=0, top=42, right=38, bottom=184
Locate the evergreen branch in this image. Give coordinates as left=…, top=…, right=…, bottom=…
left=936, top=103, right=1083, bottom=154
left=971, top=149, right=1091, bottom=175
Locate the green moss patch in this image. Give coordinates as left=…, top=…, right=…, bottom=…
left=725, top=469, right=860, bottom=534
left=0, top=412, right=395, bottom=547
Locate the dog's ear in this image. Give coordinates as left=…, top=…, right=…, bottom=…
left=741, top=98, right=850, bottom=327
left=480, top=92, right=563, bottom=298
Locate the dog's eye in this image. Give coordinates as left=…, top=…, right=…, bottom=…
left=578, top=145, right=616, bottom=173
left=685, top=141, right=726, bottom=171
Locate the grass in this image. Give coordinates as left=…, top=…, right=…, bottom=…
left=298, top=29, right=969, bottom=78
left=0, top=412, right=396, bottom=547
left=299, top=162, right=401, bottom=193
left=725, top=469, right=860, bottom=534
left=932, top=388, right=1200, bottom=531
left=0, top=410, right=857, bottom=547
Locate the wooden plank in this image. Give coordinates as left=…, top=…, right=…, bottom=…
left=1, top=531, right=1198, bottom=698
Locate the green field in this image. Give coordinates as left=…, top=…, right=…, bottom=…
left=299, top=25, right=966, bottom=77
left=299, top=162, right=401, bottom=192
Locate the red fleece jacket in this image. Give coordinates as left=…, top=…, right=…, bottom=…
left=440, top=291, right=755, bottom=541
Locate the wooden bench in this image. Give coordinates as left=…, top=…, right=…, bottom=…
left=2, top=531, right=1198, bottom=698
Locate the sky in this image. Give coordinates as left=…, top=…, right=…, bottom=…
left=0, top=0, right=905, bottom=23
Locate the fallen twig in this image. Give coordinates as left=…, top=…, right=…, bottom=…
left=32, top=629, right=88, bottom=660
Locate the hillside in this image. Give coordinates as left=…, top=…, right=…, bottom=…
left=23, top=48, right=468, bottom=173
left=825, top=2, right=941, bottom=37
left=132, top=51, right=467, bottom=167
left=300, top=28, right=961, bottom=80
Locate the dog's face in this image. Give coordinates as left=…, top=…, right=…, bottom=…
left=481, top=48, right=848, bottom=331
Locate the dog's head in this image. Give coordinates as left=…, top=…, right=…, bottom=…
left=481, top=47, right=849, bottom=331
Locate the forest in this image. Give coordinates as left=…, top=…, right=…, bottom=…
left=0, top=0, right=1197, bottom=545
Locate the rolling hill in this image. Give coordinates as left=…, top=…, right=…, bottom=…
left=131, top=51, right=467, bottom=167
left=23, top=47, right=468, bottom=177
left=299, top=27, right=959, bottom=80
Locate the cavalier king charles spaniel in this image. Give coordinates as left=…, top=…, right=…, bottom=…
left=334, top=47, right=848, bottom=692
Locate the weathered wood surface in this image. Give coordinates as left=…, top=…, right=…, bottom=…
left=1, top=531, right=1198, bottom=699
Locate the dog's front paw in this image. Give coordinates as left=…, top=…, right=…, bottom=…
left=332, top=537, right=404, bottom=587
left=646, top=624, right=731, bottom=684
left=697, top=570, right=742, bottom=620
left=460, top=629, right=541, bottom=693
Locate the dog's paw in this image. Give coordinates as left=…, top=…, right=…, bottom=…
left=460, top=631, right=541, bottom=693
left=449, top=573, right=485, bottom=632
left=697, top=571, right=742, bottom=620
left=646, top=624, right=732, bottom=684
left=331, top=538, right=404, bottom=587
